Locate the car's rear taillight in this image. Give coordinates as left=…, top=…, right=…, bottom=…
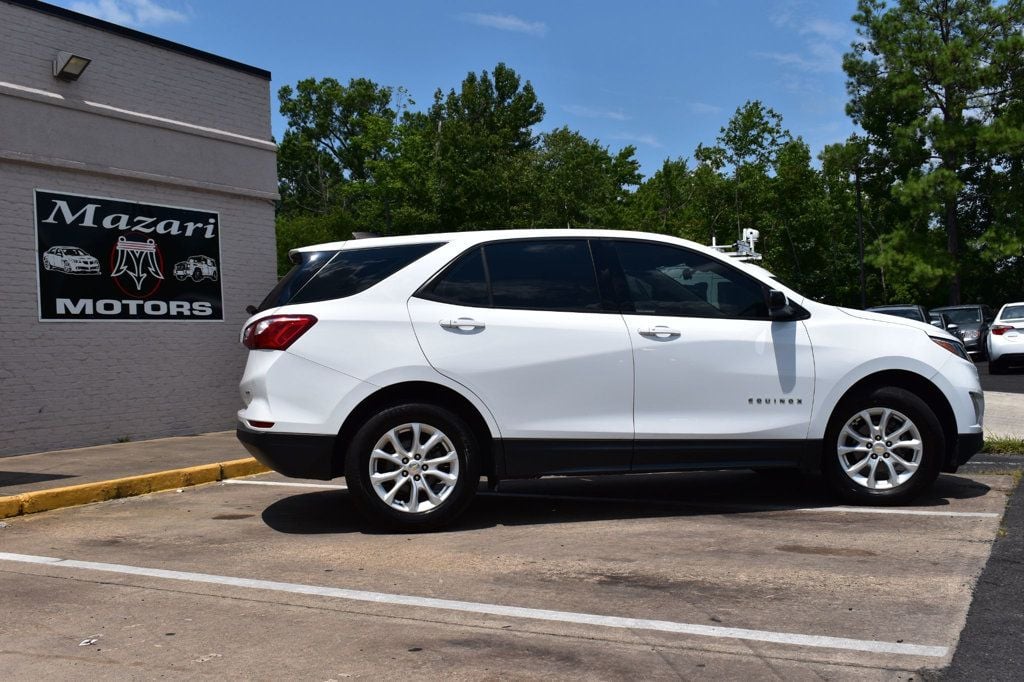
left=242, top=315, right=317, bottom=350
left=990, top=325, right=1013, bottom=336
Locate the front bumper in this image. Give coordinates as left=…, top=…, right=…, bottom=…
left=236, top=422, right=338, bottom=480
left=946, top=431, right=984, bottom=472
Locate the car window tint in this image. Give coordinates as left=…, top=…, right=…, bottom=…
left=612, top=240, right=768, bottom=318
left=256, top=250, right=335, bottom=312
left=289, top=243, right=444, bottom=306
left=427, top=247, right=490, bottom=307
left=1000, top=305, right=1024, bottom=321
left=942, top=308, right=980, bottom=324
left=483, top=240, right=602, bottom=311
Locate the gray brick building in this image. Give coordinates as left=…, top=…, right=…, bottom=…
left=0, top=0, right=278, bottom=455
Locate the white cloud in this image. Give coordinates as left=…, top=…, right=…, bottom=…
left=762, top=2, right=852, bottom=74
left=609, top=132, right=662, bottom=148
left=562, top=104, right=629, bottom=121
left=68, top=0, right=187, bottom=28
left=461, top=12, right=547, bottom=37
left=688, top=101, right=723, bottom=115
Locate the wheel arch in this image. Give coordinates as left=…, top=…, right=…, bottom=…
left=333, top=381, right=500, bottom=481
left=822, top=369, right=958, bottom=473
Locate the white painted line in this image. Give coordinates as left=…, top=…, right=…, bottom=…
left=224, top=480, right=346, bottom=490
left=0, top=552, right=947, bottom=658
left=969, top=460, right=1024, bottom=466
left=223, top=479, right=999, bottom=518
left=805, top=506, right=999, bottom=519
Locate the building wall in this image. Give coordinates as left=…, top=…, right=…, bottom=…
left=0, top=1, right=278, bottom=455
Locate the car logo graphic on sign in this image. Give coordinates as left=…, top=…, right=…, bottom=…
left=110, top=236, right=164, bottom=295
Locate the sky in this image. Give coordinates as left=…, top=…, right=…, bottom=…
left=55, top=0, right=862, bottom=178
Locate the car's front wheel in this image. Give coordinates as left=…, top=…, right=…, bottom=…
left=823, top=387, right=942, bottom=505
left=345, top=403, right=480, bottom=531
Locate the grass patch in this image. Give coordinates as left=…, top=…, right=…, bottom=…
left=982, top=436, right=1024, bottom=455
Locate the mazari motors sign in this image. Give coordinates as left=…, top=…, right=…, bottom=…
left=35, top=190, right=223, bottom=321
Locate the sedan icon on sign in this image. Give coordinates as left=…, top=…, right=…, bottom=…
left=41, top=246, right=101, bottom=275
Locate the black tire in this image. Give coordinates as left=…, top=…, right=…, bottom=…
left=192, top=268, right=203, bottom=282
left=988, top=359, right=1005, bottom=375
left=345, top=403, right=480, bottom=531
left=822, top=387, right=943, bottom=505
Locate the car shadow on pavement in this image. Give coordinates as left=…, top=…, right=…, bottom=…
left=260, top=470, right=991, bottom=535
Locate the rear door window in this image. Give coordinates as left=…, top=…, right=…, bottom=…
left=484, top=240, right=603, bottom=312
left=419, top=239, right=606, bottom=312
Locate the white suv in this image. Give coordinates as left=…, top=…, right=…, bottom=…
left=237, top=230, right=984, bottom=530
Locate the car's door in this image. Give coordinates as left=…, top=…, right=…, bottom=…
left=408, top=238, right=635, bottom=476
left=603, top=239, right=816, bottom=471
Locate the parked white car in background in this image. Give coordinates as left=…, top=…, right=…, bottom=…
left=987, top=302, right=1024, bottom=374
left=236, top=230, right=984, bottom=530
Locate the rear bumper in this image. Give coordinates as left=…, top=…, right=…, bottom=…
left=236, top=423, right=337, bottom=480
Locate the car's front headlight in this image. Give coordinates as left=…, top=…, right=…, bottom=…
left=931, top=336, right=971, bottom=361
left=961, top=329, right=980, bottom=340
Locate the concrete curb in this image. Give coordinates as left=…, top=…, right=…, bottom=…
left=0, top=457, right=269, bottom=519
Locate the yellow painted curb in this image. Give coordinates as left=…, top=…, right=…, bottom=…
left=0, top=458, right=269, bottom=519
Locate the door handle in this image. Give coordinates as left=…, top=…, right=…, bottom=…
left=440, top=318, right=486, bottom=331
left=638, top=325, right=680, bottom=338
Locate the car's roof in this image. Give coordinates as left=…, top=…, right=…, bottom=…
left=293, top=228, right=757, bottom=268
left=932, top=304, right=983, bottom=310
left=294, top=228, right=707, bottom=252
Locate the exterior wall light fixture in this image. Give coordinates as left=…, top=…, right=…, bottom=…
left=53, top=51, right=91, bottom=81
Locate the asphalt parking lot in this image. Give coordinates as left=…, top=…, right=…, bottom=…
left=0, top=467, right=1016, bottom=679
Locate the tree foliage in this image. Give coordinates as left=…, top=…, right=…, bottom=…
left=274, top=27, right=1023, bottom=309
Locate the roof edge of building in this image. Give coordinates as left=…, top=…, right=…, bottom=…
left=5, top=0, right=272, bottom=80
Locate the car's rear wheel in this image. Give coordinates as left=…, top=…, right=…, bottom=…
left=823, top=387, right=942, bottom=505
left=345, top=403, right=480, bottom=531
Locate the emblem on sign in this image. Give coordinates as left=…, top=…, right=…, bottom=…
left=111, top=236, right=164, bottom=294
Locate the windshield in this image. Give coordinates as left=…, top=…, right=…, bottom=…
left=871, top=307, right=921, bottom=321
left=66, top=248, right=88, bottom=256
left=1000, top=304, right=1024, bottom=321
left=942, top=308, right=981, bottom=324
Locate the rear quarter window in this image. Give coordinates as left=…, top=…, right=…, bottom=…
left=286, top=243, right=444, bottom=306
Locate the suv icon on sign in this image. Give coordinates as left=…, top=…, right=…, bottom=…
left=42, top=246, right=101, bottom=274
left=174, top=255, right=218, bottom=282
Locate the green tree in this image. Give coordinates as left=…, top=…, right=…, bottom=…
left=427, top=63, right=546, bottom=229
left=536, top=127, right=641, bottom=228
left=844, top=0, right=1024, bottom=304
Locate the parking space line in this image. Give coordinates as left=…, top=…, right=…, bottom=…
left=0, top=551, right=947, bottom=658
left=223, top=480, right=344, bottom=490
left=223, top=479, right=999, bottom=518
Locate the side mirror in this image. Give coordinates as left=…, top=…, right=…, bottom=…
left=245, top=304, right=258, bottom=315
left=930, top=320, right=942, bottom=328
left=946, top=323, right=959, bottom=332
left=767, top=289, right=793, bottom=320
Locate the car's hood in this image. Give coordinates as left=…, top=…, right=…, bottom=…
left=838, top=307, right=956, bottom=340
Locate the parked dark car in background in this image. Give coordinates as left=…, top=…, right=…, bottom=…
left=932, top=305, right=995, bottom=360
left=929, top=311, right=956, bottom=332
left=866, top=304, right=930, bottom=324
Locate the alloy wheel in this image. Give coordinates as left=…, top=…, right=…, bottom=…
left=836, top=408, right=923, bottom=490
left=368, top=422, right=460, bottom=514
